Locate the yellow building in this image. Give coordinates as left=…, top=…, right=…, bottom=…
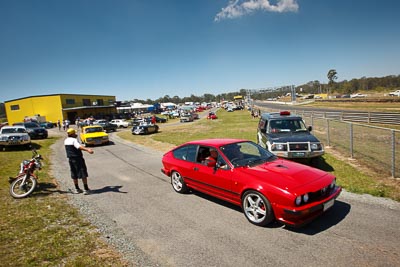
left=5, top=94, right=117, bottom=125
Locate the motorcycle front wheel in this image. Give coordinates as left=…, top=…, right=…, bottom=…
left=10, top=175, right=37, bottom=199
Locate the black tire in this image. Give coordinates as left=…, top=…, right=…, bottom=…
left=242, top=190, right=274, bottom=226
left=10, top=175, right=37, bottom=199
left=171, top=171, right=188, bottom=193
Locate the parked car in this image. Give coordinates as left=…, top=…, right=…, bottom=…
left=110, top=119, right=130, bottom=128
left=0, top=125, right=31, bottom=151
left=388, top=90, right=400, bottom=97
left=80, top=125, right=109, bottom=146
left=93, top=120, right=118, bottom=132
left=170, top=111, right=180, bottom=118
left=180, top=113, right=194, bottom=123
left=257, top=111, right=324, bottom=160
left=13, top=122, right=48, bottom=139
left=132, top=122, right=159, bottom=135
left=132, top=118, right=147, bottom=126
left=162, top=111, right=180, bottom=118
left=350, top=93, right=367, bottom=98
left=93, top=119, right=107, bottom=124
left=207, top=112, right=217, bottom=120
left=191, top=113, right=199, bottom=120
left=40, top=122, right=55, bottom=128
left=147, top=116, right=167, bottom=123
left=161, top=139, right=341, bottom=227
left=195, top=106, right=206, bottom=112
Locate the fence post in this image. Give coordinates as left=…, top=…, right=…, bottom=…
left=326, top=119, right=330, bottom=147
left=311, top=114, right=314, bottom=128
left=392, top=130, right=396, bottom=178
left=350, top=123, right=354, bottom=158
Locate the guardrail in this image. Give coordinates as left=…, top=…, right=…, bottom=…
left=298, top=110, right=400, bottom=125
left=257, top=106, right=400, bottom=178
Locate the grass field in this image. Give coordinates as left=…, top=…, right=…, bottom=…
left=0, top=138, right=127, bottom=266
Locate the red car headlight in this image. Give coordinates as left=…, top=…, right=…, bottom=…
left=330, top=179, right=336, bottom=189
left=295, top=193, right=309, bottom=206
left=295, top=196, right=302, bottom=206
left=303, top=193, right=309, bottom=203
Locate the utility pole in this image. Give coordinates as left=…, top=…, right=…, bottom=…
left=291, top=85, right=296, bottom=102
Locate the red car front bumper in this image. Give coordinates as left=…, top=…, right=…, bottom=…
left=273, top=186, right=342, bottom=227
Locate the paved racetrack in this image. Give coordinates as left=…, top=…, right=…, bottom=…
left=50, top=128, right=400, bottom=267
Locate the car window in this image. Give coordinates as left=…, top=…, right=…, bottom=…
left=258, top=119, right=266, bottom=131
left=197, top=146, right=211, bottom=163
left=216, top=155, right=229, bottom=169
left=2, top=127, right=27, bottom=134
left=173, top=145, right=197, bottom=162
left=24, top=122, right=40, bottom=128
left=2, top=128, right=14, bottom=134
left=86, top=127, right=103, bottom=133
left=269, top=119, right=306, bottom=133
left=221, top=141, right=276, bottom=167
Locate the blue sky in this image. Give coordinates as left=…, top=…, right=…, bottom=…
left=1, top=0, right=399, bottom=102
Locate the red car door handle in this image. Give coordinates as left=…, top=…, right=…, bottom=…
left=193, top=167, right=199, bottom=171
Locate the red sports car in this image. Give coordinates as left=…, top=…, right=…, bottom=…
left=207, top=112, right=217, bottom=120
left=161, top=139, right=341, bottom=227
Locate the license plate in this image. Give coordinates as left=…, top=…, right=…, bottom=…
left=323, top=199, right=335, bottom=211
left=292, top=152, right=305, bottom=157
left=95, top=140, right=101, bottom=144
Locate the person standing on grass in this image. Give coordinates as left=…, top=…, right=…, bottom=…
left=64, top=128, right=94, bottom=194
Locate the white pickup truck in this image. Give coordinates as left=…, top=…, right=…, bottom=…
left=388, top=90, right=400, bottom=97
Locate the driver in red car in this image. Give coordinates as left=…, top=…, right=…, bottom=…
left=205, top=148, right=218, bottom=167
left=223, top=144, right=244, bottom=162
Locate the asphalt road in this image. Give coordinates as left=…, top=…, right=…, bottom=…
left=50, top=128, right=400, bottom=267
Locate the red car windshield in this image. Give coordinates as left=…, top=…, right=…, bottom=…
left=220, top=141, right=276, bottom=167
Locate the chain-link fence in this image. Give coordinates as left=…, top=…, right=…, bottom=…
left=307, top=116, right=399, bottom=178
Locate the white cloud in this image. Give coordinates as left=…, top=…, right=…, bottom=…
left=214, top=0, right=299, bottom=21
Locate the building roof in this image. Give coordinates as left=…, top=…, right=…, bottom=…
left=5, top=93, right=115, bottom=103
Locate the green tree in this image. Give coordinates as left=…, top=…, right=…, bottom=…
left=327, top=69, right=338, bottom=94
left=327, top=69, right=338, bottom=84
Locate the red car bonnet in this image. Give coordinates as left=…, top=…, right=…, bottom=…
left=235, top=158, right=334, bottom=192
